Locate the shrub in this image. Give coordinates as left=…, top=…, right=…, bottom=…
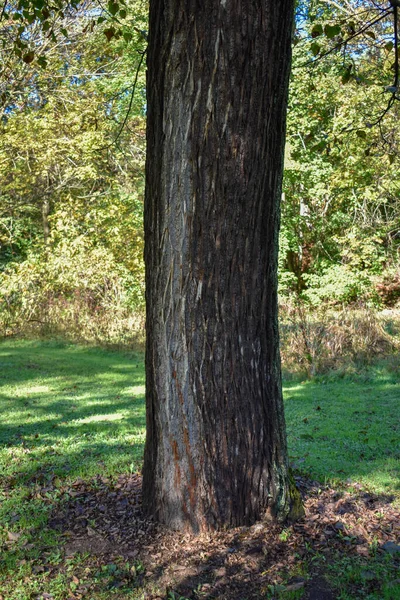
left=375, top=268, right=400, bottom=306
left=279, top=299, right=399, bottom=377
left=0, top=238, right=145, bottom=348
left=301, top=264, right=376, bottom=306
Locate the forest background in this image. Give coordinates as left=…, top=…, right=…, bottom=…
left=1, top=0, right=399, bottom=376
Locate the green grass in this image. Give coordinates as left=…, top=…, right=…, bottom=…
left=0, top=338, right=146, bottom=599
left=0, top=338, right=145, bottom=482
left=284, top=366, right=400, bottom=497
left=324, top=553, right=400, bottom=600
left=0, top=338, right=399, bottom=599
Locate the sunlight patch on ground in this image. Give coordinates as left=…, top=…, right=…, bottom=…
left=25, top=385, right=52, bottom=393
left=1, top=384, right=53, bottom=397
left=3, top=411, right=61, bottom=425
left=282, top=384, right=304, bottom=394
left=71, top=412, right=126, bottom=424
left=120, top=385, right=145, bottom=396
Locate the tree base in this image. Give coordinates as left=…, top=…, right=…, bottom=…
left=287, top=470, right=305, bottom=521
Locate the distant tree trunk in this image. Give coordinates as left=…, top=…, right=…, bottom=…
left=143, top=0, right=301, bottom=532
left=42, top=197, right=51, bottom=246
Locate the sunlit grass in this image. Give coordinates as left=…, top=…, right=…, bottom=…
left=284, top=367, right=400, bottom=497
left=0, top=338, right=145, bottom=490
left=0, top=338, right=399, bottom=599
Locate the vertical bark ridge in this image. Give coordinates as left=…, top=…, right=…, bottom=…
left=144, top=0, right=296, bottom=531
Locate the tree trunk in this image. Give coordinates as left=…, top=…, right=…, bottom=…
left=42, top=196, right=51, bottom=247
left=143, top=0, right=299, bottom=532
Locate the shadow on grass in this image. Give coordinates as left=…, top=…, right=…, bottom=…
left=0, top=393, right=145, bottom=439
left=0, top=338, right=146, bottom=499
left=283, top=373, right=400, bottom=496
left=1, top=340, right=400, bottom=598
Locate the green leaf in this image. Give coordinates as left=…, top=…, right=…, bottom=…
left=104, top=27, right=115, bottom=41
left=364, top=31, right=376, bottom=40
left=341, top=65, right=352, bottom=84
left=356, top=130, right=367, bottom=139
left=16, top=38, right=28, bottom=49
left=311, top=24, right=323, bottom=38
left=385, top=41, right=394, bottom=52
left=324, top=24, right=341, bottom=39
left=311, top=140, right=327, bottom=152
left=347, top=21, right=356, bottom=34
left=119, top=8, right=127, bottom=18
left=22, top=50, right=35, bottom=64
left=108, top=1, right=119, bottom=16
left=310, top=42, right=320, bottom=57
left=123, top=32, right=133, bottom=42
left=37, top=55, right=47, bottom=68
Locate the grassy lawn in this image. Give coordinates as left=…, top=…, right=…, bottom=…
left=0, top=338, right=145, bottom=485
left=0, top=338, right=399, bottom=599
left=0, top=339, right=145, bottom=599
left=284, top=368, right=400, bottom=496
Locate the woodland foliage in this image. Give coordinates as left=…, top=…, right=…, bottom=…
left=282, top=0, right=400, bottom=308
left=0, top=0, right=399, bottom=357
left=0, top=0, right=147, bottom=343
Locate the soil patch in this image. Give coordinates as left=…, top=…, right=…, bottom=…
left=305, top=576, right=335, bottom=599
left=49, top=474, right=400, bottom=599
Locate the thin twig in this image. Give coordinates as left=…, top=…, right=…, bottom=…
left=0, top=0, right=7, bottom=22
left=296, top=9, right=392, bottom=69
left=366, top=3, right=400, bottom=128
left=102, top=48, right=146, bottom=149
left=394, top=3, right=399, bottom=88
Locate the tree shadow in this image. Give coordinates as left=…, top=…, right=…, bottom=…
left=0, top=339, right=146, bottom=489
left=43, top=474, right=400, bottom=600
left=282, top=373, right=400, bottom=495
left=1, top=340, right=399, bottom=598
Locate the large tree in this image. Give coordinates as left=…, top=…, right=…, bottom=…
left=143, top=0, right=301, bottom=532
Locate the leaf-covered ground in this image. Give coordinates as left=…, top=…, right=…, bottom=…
left=0, top=339, right=399, bottom=599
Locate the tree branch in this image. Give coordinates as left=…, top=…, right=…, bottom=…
left=102, top=48, right=146, bottom=149
left=0, top=0, right=7, bottom=22
left=394, top=3, right=399, bottom=88
left=298, top=9, right=392, bottom=69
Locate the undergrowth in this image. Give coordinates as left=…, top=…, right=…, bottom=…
left=280, top=303, right=400, bottom=378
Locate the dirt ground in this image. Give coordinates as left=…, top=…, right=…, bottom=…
left=49, top=474, right=400, bottom=599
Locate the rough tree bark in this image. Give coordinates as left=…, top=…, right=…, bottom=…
left=143, top=0, right=301, bottom=532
